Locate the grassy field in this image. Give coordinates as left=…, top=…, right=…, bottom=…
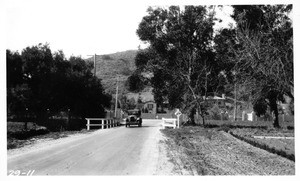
left=202, top=119, right=294, bottom=161
left=229, top=128, right=294, bottom=161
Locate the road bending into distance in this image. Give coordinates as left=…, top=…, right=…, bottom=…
left=7, top=119, right=172, bottom=175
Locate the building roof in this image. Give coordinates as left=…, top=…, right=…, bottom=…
left=126, top=91, right=154, bottom=103
left=143, top=100, right=156, bottom=104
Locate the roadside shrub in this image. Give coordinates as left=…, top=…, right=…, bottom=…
left=7, top=121, right=50, bottom=140
left=217, top=125, right=231, bottom=132
left=8, top=128, right=49, bottom=140
left=206, top=105, right=228, bottom=120
left=7, top=140, right=18, bottom=149
left=39, top=118, right=86, bottom=131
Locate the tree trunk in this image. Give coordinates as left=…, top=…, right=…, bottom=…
left=189, top=107, right=196, bottom=125
left=269, top=97, right=280, bottom=128
left=201, top=113, right=205, bottom=126
left=197, top=104, right=205, bottom=126
left=67, top=110, right=71, bottom=131
left=24, top=110, right=28, bottom=130
left=24, top=121, right=28, bottom=130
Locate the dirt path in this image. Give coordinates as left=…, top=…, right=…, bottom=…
left=161, top=127, right=295, bottom=175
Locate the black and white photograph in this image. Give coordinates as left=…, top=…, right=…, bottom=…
left=2, top=0, right=299, bottom=177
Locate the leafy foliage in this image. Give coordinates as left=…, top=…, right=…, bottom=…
left=125, top=72, right=145, bottom=93
left=229, top=5, right=293, bottom=127
left=7, top=44, right=111, bottom=125
left=214, top=5, right=293, bottom=127
left=253, top=98, right=268, bottom=117
left=119, top=95, right=136, bottom=111
left=135, top=6, right=228, bottom=124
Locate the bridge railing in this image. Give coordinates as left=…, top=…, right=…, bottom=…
left=85, top=118, right=119, bottom=130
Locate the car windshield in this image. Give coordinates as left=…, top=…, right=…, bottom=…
left=128, top=111, right=139, bottom=115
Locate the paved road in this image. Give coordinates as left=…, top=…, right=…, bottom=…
left=7, top=119, right=163, bottom=175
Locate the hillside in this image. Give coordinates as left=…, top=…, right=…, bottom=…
left=86, top=50, right=137, bottom=94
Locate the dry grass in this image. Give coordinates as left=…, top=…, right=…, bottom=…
left=161, top=126, right=295, bottom=175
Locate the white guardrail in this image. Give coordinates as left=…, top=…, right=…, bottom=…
left=162, top=118, right=177, bottom=129
left=85, top=118, right=118, bottom=130
left=162, top=109, right=182, bottom=129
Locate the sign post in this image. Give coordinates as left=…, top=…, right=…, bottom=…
left=174, top=109, right=182, bottom=128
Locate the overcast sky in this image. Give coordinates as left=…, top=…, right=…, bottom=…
left=5, top=0, right=238, bottom=58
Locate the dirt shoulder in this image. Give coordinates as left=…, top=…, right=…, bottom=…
left=7, top=129, right=103, bottom=158
left=161, top=126, right=295, bottom=175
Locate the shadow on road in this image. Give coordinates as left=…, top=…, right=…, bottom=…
left=125, top=125, right=159, bottom=128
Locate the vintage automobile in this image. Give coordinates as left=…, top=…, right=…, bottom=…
left=125, top=109, right=142, bottom=127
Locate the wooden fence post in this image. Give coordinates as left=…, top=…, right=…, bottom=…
left=85, top=118, right=120, bottom=130
left=87, top=119, right=90, bottom=130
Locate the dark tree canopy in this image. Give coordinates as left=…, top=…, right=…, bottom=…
left=6, top=50, right=23, bottom=88
left=126, top=71, right=145, bottom=93
left=7, top=44, right=111, bottom=123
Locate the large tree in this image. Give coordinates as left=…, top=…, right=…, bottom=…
left=221, top=5, right=293, bottom=127
left=136, top=6, right=226, bottom=124
left=7, top=50, right=27, bottom=116
left=21, top=44, right=55, bottom=121
left=7, top=44, right=111, bottom=126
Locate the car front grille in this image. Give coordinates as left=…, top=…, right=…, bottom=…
left=130, top=117, right=135, bottom=122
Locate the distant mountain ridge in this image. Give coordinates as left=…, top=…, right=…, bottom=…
left=86, top=50, right=138, bottom=95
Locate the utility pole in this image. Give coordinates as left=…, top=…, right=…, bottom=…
left=234, top=82, right=237, bottom=121
left=233, top=70, right=237, bottom=121
left=87, top=54, right=97, bottom=77
left=114, top=76, right=119, bottom=118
